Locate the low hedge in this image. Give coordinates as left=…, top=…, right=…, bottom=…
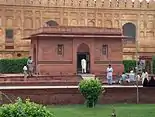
left=152, top=56, right=155, bottom=74
left=0, top=58, right=148, bottom=74
left=123, top=60, right=136, bottom=73
left=0, top=58, right=27, bottom=73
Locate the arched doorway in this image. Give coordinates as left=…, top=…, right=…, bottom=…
left=77, top=43, right=90, bottom=74
left=122, top=22, right=136, bottom=39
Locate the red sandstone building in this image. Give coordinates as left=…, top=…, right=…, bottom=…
left=25, top=25, right=125, bottom=75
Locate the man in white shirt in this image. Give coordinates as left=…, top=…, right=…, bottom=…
left=141, top=69, right=149, bottom=84
left=23, top=65, right=28, bottom=81
left=81, top=58, right=87, bottom=74
left=106, top=64, right=113, bottom=85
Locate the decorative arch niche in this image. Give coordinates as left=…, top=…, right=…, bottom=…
left=122, top=22, right=136, bottom=39
left=77, top=43, right=90, bottom=53
left=46, top=20, right=59, bottom=27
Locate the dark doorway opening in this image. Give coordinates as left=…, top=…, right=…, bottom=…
left=77, top=52, right=90, bottom=74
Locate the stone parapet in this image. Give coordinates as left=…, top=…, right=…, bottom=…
left=0, top=0, right=154, bottom=10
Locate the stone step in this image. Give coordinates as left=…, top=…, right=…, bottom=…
left=0, top=75, right=82, bottom=81
left=79, top=74, right=95, bottom=80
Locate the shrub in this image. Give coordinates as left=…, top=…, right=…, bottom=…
left=123, top=60, right=136, bottom=73
left=79, top=79, right=103, bottom=108
left=152, top=56, right=155, bottom=74
left=0, top=97, right=54, bottom=117
left=0, top=58, right=27, bottom=73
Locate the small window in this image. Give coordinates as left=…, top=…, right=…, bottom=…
left=57, top=44, right=64, bottom=55
left=5, top=29, right=13, bottom=39
left=102, top=45, right=108, bottom=56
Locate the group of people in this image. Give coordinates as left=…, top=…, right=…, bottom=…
left=106, top=64, right=155, bottom=87
left=119, top=69, right=148, bottom=84
left=143, top=76, right=155, bottom=87
left=23, top=56, right=33, bottom=80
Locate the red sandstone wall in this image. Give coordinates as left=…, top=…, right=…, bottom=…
left=35, top=37, right=123, bottom=75
left=38, top=38, right=73, bottom=61
left=92, top=38, right=123, bottom=74
left=37, top=38, right=75, bottom=75
left=1, top=87, right=155, bottom=105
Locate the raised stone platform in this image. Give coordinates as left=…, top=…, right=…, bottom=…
left=0, top=74, right=142, bottom=86
left=1, top=85, right=155, bottom=105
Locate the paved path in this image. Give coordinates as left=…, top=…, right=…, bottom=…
left=0, top=85, right=143, bottom=90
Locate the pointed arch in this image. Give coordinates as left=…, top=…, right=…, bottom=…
left=46, top=20, right=59, bottom=27
left=123, top=22, right=136, bottom=39
left=77, top=43, right=90, bottom=53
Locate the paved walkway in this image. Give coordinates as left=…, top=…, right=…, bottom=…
left=0, top=85, right=143, bottom=90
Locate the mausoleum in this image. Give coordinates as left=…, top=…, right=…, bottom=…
left=25, top=25, right=126, bottom=75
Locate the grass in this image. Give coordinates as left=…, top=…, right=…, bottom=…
left=48, top=104, right=155, bottom=117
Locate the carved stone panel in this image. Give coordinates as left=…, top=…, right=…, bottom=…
left=104, top=20, right=112, bottom=28
left=88, top=13, right=95, bottom=18
left=24, top=10, right=33, bottom=16
left=63, top=18, right=68, bottom=26
left=121, top=14, right=137, bottom=19
left=88, top=19, right=95, bottom=26
left=97, top=19, right=102, bottom=27
left=63, top=12, right=68, bottom=16
left=35, top=18, right=41, bottom=29
left=15, top=29, right=21, bottom=40
left=70, top=19, right=78, bottom=26
left=146, top=31, right=154, bottom=37
left=147, top=21, right=154, bottom=29
left=6, top=17, right=13, bottom=27
left=104, top=13, right=112, bottom=19
left=24, top=17, right=33, bottom=29
left=147, top=14, right=154, bottom=20
left=114, top=14, right=119, bottom=19
left=5, top=10, right=14, bottom=16
left=15, top=10, right=21, bottom=16
left=79, top=19, right=85, bottom=26
left=70, top=12, right=78, bottom=17
left=97, top=13, right=102, bottom=18
left=80, top=12, right=85, bottom=17
left=114, top=20, right=119, bottom=28
left=35, top=11, right=41, bottom=17
left=15, top=17, right=21, bottom=27
left=140, top=31, right=145, bottom=37
left=140, top=21, right=145, bottom=29
left=24, top=29, right=32, bottom=37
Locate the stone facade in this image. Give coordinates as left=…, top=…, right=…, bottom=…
left=0, top=0, right=154, bottom=59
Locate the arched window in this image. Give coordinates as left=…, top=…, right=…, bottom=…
left=46, top=20, right=59, bottom=27
left=123, top=23, right=136, bottom=39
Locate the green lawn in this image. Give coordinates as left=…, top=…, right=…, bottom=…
left=48, top=104, right=155, bottom=117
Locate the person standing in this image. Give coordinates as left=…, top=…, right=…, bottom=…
left=23, top=64, right=28, bottom=81
left=141, top=69, right=149, bottom=84
left=106, top=64, right=113, bottom=85
left=81, top=58, right=87, bottom=74
left=27, top=56, right=33, bottom=76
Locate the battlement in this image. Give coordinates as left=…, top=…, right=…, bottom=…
left=0, top=0, right=154, bottom=9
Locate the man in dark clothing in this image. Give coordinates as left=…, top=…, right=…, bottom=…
left=148, top=76, right=155, bottom=87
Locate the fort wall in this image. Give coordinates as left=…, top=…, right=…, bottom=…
left=0, top=0, right=154, bottom=59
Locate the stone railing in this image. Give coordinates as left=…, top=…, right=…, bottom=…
left=0, top=0, right=154, bottom=9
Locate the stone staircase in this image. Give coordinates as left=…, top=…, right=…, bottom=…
left=79, top=74, right=95, bottom=80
